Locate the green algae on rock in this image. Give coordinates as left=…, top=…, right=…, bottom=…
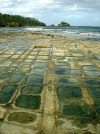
left=56, top=77, right=79, bottom=85
left=56, top=119, right=64, bottom=127
left=82, top=65, right=97, bottom=71
left=57, top=86, right=82, bottom=100
left=94, top=102, right=100, bottom=116
left=60, top=101, right=99, bottom=128
left=8, top=112, right=37, bottom=123
left=15, top=95, right=41, bottom=110
left=56, top=69, right=70, bottom=75
left=21, top=85, right=43, bottom=95
left=0, top=85, right=18, bottom=104
left=84, top=71, right=100, bottom=78
left=85, top=80, right=100, bottom=85
left=33, top=62, right=47, bottom=68
left=26, top=75, right=44, bottom=85
left=30, top=67, right=46, bottom=75
left=87, top=87, right=100, bottom=100
left=7, top=74, right=24, bottom=84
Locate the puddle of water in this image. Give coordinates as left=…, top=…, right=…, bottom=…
left=7, top=74, right=24, bottom=84
left=57, top=86, right=82, bottom=100
left=30, top=67, right=46, bottom=75
left=87, top=87, right=100, bottom=100
left=82, top=65, right=97, bottom=71
left=84, top=71, right=100, bottom=78
left=56, top=69, right=70, bottom=75
left=56, top=69, right=82, bottom=76
left=56, top=77, right=79, bottom=85
left=15, top=95, right=41, bottom=110
left=0, top=85, right=18, bottom=104
left=21, top=85, right=43, bottom=95
left=69, top=70, right=82, bottom=76
left=32, top=62, right=47, bottom=68
left=7, top=67, right=17, bottom=72
left=8, top=112, right=37, bottom=123
left=93, top=55, right=100, bottom=60
left=26, top=75, right=44, bottom=84
left=85, top=80, right=100, bottom=85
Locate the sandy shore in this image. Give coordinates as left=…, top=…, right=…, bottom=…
left=0, top=31, right=100, bottom=134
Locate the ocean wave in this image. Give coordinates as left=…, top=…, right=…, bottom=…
left=25, top=27, right=43, bottom=31
left=25, top=27, right=62, bottom=32
left=63, top=30, right=100, bottom=36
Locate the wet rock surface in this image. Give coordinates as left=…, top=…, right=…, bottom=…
left=0, top=31, right=100, bottom=134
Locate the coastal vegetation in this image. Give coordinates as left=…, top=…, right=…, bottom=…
left=58, top=21, right=70, bottom=26
left=0, top=13, right=46, bottom=27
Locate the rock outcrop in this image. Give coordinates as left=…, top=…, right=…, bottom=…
left=58, top=21, right=70, bottom=26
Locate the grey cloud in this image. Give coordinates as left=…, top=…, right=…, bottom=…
left=0, top=0, right=100, bottom=14
left=56, top=0, right=100, bottom=11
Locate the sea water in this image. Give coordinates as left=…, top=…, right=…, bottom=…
left=0, top=26, right=100, bottom=41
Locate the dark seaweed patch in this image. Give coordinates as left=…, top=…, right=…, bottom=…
left=26, top=75, right=44, bottom=84
left=15, top=95, right=41, bottom=110
left=0, top=85, right=18, bottom=104
left=21, top=85, right=43, bottom=95
left=60, top=101, right=99, bottom=128
left=57, top=86, right=82, bottom=100
left=8, top=112, right=36, bottom=123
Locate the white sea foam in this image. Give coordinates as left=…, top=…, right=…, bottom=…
left=25, top=27, right=43, bottom=31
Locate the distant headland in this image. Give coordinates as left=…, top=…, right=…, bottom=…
left=0, top=13, right=46, bottom=27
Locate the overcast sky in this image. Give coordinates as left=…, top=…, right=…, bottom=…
left=0, top=0, right=100, bottom=26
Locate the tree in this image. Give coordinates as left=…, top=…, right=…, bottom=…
left=0, top=13, right=46, bottom=27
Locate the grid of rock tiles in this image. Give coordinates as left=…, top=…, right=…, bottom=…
left=0, top=34, right=100, bottom=134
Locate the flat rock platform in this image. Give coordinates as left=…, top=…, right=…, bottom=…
left=0, top=31, right=100, bottom=134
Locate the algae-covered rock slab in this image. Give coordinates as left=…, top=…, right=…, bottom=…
left=7, top=74, right=24, bottom=84
left=85, top=80, right=100, bottom=85
left=30, top=67, right=46, bottom=75
left=15, top=95, right=41, bottom=110
left=56, top=69, right=70, bottom=75
left=59, top=101, right=99, bottom=128
left=8, top=112, right=37, bottom=123
left=0, top=85, right=18, bottom=104
left=94, top=102, right=100, bottom=116
left=56, top=77, right=79, bottom=85
left=57, top=86, right=82, bottom=100
left=84, top=71, right=100, bottom=78
left=26, top=75, right=44, bottom=84
left=87, top=87, right=100, bottom=100
left=68, top=70, right=82, bottom=76
left=61, top=101, right=94, bottom=117
left=82, top=65, right=97, bottom=71
left=32, top=62, right=47, bottom=68
left=21, top=85, right=43, bottom=95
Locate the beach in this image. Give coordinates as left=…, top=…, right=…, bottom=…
left=0, top=30, right=100, bottom=134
